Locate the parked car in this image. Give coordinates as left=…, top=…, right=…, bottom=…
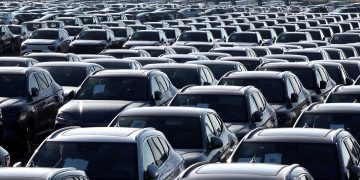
left=123, top=30, right=169, bottom=48
left=325, top=85, right=360, bottom=103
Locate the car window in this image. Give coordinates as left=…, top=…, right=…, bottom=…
left=156, top=76, right=168, bottom=93
left=319, top=67, right=329, bottom=81
left=34, top=73, right=48, bottom=91
left=158, top=137, right=169, bottom=156
left=43, top=72, right=53, bottom=85
left=204, top=115, right=215, bottom=143
left=341, top=139, right=353, bottom=169
left=286, top=78, right=295, bottom=97
left=345, top=138, right=360, bottom=164
left=199, top=68, right=208, bottom=84
left=203, top=67, right=214, bottom=82
left=208, top=114, right=222, bottom=136
left=143, top=141, right=156, bottom=172
left=28, top=73, right=40, bottom=92
left=151, top=76, right=161, bottom=94
left=290, top=77, right=301, bottom=94
left=249, top=95, right=258, bottom=113
left=148, top=137, right=165, bottom=167
left=253, top=93, right=264, bottom=111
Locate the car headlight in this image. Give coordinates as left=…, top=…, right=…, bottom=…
left=56, top=112, right=76, bottom=122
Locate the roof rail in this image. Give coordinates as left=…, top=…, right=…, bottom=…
left=48, top=126, right=80, bottom=139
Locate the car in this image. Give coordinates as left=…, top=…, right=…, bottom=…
left=69, top=29, right=117, bottom=54
left=63, top=26, right=89, bottom=40
left=312, top=61, right=354, bottom=85
left=132, top=46, right=176, bottom=57
left=0, top=25, right=20, bottom=53
left=83, top=58, right=142, bottom=70
left=218, top=71, right=311, bottom=126
left=27, top=127, right=184, bottom=180
left=44, top=21, right=65, bottom=29
left=20, top=28, right=71, bottom=55
left=275, top=32, right=313, bottom=44
left=100, top=49, right=151, bottom=58
left=76, top=15, right=99, bottom=25
left=320, top=60, right=360, bottom=80
left=156, top=27, right=181, bottom=44
left=200, top=28, right=228, bottom=42
left=210, top=47, right=257, bottom=57
left=179, top=8, right=203, bottom=18
left=123, top=57, right=176, bottom=66
left=56, top=17, right=83, bottom=26
left=249, top=28, right=278, bottom=45
left=0, top=67, right=64, bottom=153
left=324, top=45, right=358, bottom=58
left=257, top=62, right=336, bottom=102
left=229, top=127, right=360, bottom=180
left=169, top=85, right=277, bottom=138
left=263, top=54, right=309, bottom=62
left=7, top=25, right=31, bottom=42
left=34, top=62, right=103, bottom=98
left=142, top=63, right=217, bottom=89
left=24, top=53, right=82, bottom=62
left=227, top=32, right=264, bottom=46
left=0, top=12, right=17, bottom=25
left=325, top=85, right=360, bottom=103
left=284, top=48, right=331, bottom=61
left=298, top=29, right=326, bottom=41
left=109, top=107, right=237, bottom=167
left=173, top=31, right=215, bottom=46
left=219, top=57, right=268, bottom=71
left=123, top=30, right=169, bottom=49
left=176, top=163, right=314, bottom=180
left=331, top=33, right=360, bottom=44
left=0, top=57, right=38, bottom=67
left=55, top=69, right=177, bottom=128
left=108, top=27, right=134, bottom=48
left=22, top=21, right=47, bottom=33
left=320, top=47, right=347, bottom=60
left=186, top=60, right=246, bottom=79
left=0, top=168, right=88, bottom=179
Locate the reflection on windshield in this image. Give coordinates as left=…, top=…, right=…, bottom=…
left=130, top=32, right=159, bottom=41
left=77, top=31, right=106, bottom=40
left=155, top=68, right=198, bottom=88
left=30, top=31, right=58, bottom=39
left=178, top=32, right=208, bottom=42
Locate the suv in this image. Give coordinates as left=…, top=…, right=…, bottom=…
left=169, top=86, right=277, bottom=138
left=0, top=168, right=88, bottom=179
left=325, top=85, right=360, bottom=103
left=55, top=70, right=177, bottom=128
left=229, top=128, right=360, bottom=180
left=177, top=163, right=314, bottom=180
left=218, top=71, right=311, bottom=127
left=0, top=67, right=64, bottom=153
left=109, top=107, right=237, bottom=167
left=26, top=127, right=184, bottom=180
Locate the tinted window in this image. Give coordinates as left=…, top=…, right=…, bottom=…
left=64, top=28, right=83, bottom=36
left=154, top=68, right=198, bottom=88
left=39, top=66, right=86, bottom=87
left=228, top=33, right=258, bottom=43
left=204, top=64, right=237, bottom=79
left=233, top=142, right=340, bottom=180
left=0, top=74, right=25, bottom=97
left=148, top=138, right=165, bottom=166
left=32, top=142, right=138, bottom=180
left=290, top=77, right=301, bottom=94
left=7, top=26, right=21, bottom=34
left=110, top=28, right=127, bottom=37
left=34, top=73, right=48, bottom=91
left=130, top=32, right=160, bottom=41
left=143, top=141, right=156, bottom=173
left=78, top=31, right=107, bottom=40
left=263, top=67, right=316, bottom=89
left=171, top=94, right=249, bottom=123
left=30, top=30, right=58, bottom=39
left=178, top=32, right=208, bottom=42
left=114, top=116, right=203, bottom=149
left=75, top=77, right=149, bottom=101
left=327, top=94, right=360, bottom=103
left=277, top=33, right=307, bottom=43
left=0, top=61, right=26, bottom=67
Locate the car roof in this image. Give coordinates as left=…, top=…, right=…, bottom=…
left=308, top=103, right=360, bottom=113
left=260, top=62, right=314, bottom=68
left=246, top=128, right=339, bottom=143
left=34, top=62, right=97, bottom=67
left=0, top=168, right=80, bottom=179
left=25, top=53, right=68, bottom=57
left=119, top=107, right=213, bottom=117
left=92, top=69, right=151, bottom=77
left=0, top=67, right=29, bottom=74
left=142, top=63, right=202, bottom=69
left=0, top=57, right=35, bottom=62
left=49, top=127, right=149, bottom=143
left=180, top=85, right=252, bottom=95
left=224, top=71, right=285, bottom=79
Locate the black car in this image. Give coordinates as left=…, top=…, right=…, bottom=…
left=219, top=57, right=267, bottom=71
left=69, top=29, right=117, bottom=54
left=109, top=107, right=237, bottom=167
left=312, top=61, right=354, bottom=85
left=284, top=48, right=330, bottom=61
left=218, top=71, right=311, bottom=127
left=169, top=85, right=277, bottom=139
left=142, top=63, right=217, bottom=89
left=0, top=25, right=19, bottom=54
left=257, top=62, right=336, bottom=102
left=108, top=27, right=134, bottom=48
left=321, top=60, right=360, bottom=80
left=186, top=60, right=247, bottom=79
left=229, top=128, right=360, bottom=180
left=55, top=70, right=177, bottom=128
left=325, top=85, right=360, bottom=103
left=0, top=67, right=64, bottom=153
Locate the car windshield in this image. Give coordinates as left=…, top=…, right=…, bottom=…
left=286, top=51, right=323, bottom=61
left=77, top=31, right=106, bottom=40
left=155, top=68, right=198, bottom=88
left=25, top=23, right=42, bottom=31
left=39, top=66, right=86, bottom=87
left=276, top=34, right=307, bottom=43
left=31, top=141, right=138, bottom=180
left=8, top=26, right=21, bottom=35
left=27, top=56, right=67, bottom=62
left=111, top=29, right=127, bottom=37
left=0, top=74, right=25, bottom=97
left=65, top=28, right=83, bottom=36
left=327, top=94, right=360, bottom=103
left=178, top=32, right=208, bottom=42
left=228, top=34, right=258, bottom=43
left=0, top=61, right=26, bottom=67
left=94, top=62, right=131, bottom=69
left=205, top=64, right=236, bottom=79
left=75, top=76, right=149, bottom=101
left=219, top=78, right=286, bottom=103
left=323, top=66, right=341, bottom=84
left=130, top=32, right=159, bottom=41
left=213, top=50, right=247, bottom=57
left=61, top=19, right=75, bottom=25
left=295, top=113, right=360, bottom=140
left=264, top=67, right=316, bottom=89
left=256, top=30, right=272, bottom=39
left=171, top=95, right=249, bottom=123
left=79, top=17, right=94, bottom=24
left=342, top=64, right=360, bottom=80
left=113, top=116, right=203, bottom=149
left=233, top=142, right=340, bottom=180
left=30, top=30, right=58, bottom=39
left=331, top=35, right=360, bottom=44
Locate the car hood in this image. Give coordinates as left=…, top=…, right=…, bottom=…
left=225, top=123, right=252, bottom=139
left=23, top=39, right=58, bottom=45
left=0, top=97, right=27, bottom=109
left=71, top=40, right=107, bottom=45
left=58, top=100, right=148, bottom=126
left=124, top=41, right=160, bottom=46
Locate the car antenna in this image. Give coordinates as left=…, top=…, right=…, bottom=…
left=250, top=153, right=257, bottom=163
left=303, top=123, right=309, bottom=128
left=354, top=99, right=358, bottom=103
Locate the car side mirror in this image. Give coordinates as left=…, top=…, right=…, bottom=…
left=252, top=111, right=263, bottom=122
left=290, top=93, right=299, bottom=103
left=210, top=136, right=223, bottom=149
left=154, top=91, right=162, bottom=100
left=350, top=164, right=360, bottom=178
left=66, top=90, right=75, bottom=100
left=22, top=32, right=26, bottom=36
left=107, top=38, right=111, bottom=42
left=346, top=77, right=354, bottom=85
left=147, top=164, right=159, bottom=179
left=30, top=88, right=39, bottom=97
left=0, top=147, right=9, bottom=167
left=319, top=80, right=327, bottom=89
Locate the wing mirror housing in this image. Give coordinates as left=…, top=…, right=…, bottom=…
left=147, top=164, right=159, bottom=179
left=154, top=91, right=162, bottom=100
left=30, top=88, right=39, bottom=97
left=319, top=80, right=327, bottom=89
left=209, top=136, right=223, bottom=149
left=252, top=111, right=263, bottom=122
left=290, top=93, right=299, bottom=103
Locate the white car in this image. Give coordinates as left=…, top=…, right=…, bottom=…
left=21, top=28, right=71, bottom=55
left=0, top=12, right=18, bottom=25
